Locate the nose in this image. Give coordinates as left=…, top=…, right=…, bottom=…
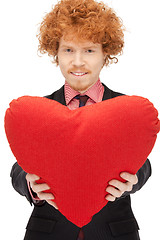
left=72, top=52, right=85, bottom=67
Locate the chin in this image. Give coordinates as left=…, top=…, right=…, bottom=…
left=71, top=83, right=90, bottom=93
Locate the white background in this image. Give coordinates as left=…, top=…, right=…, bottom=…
left=0, top=0, right=159, bottom=239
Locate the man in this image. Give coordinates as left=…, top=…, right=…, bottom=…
left=10, top=0, right=151, bottom=239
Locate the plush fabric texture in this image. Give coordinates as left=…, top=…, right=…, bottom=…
left=4, top=95, right=160, bottom=227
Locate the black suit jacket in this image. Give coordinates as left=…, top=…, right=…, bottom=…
left=10, top=83, right=151, bottom=240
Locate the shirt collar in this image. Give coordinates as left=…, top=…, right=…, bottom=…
left=64, top=78, right=104, bottom=105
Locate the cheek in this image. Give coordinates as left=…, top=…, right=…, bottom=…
left=58, top=55, right=68, bottom=70
left=90, top=56, right=104, bottom=68
left=59, top=61, right=68, bottom=75
left=91, top=62, right=103, bottom=75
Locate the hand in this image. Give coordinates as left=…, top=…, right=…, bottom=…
left=26, top=173, right=58, bottom=209
left=105, top=172, right=138, bottom=202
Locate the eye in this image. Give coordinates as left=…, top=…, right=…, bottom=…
left=65, top=48, right=72, bottom=52
left=87, top=49, right=94, bottom=53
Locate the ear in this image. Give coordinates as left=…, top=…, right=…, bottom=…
left=102, top=54, right=107, bottom=68
left=104, top=53, right=108, bottom=61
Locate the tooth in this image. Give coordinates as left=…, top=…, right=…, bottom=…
left=72, top=72, right=86, bottom=76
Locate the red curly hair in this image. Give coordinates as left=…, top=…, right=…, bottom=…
left=37, top=0, right=125, bottom=67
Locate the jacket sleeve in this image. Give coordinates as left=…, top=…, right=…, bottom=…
left=10, top=162, right=45, bottom=206
left=120, top=158, right=152, bottom=199
left=10, top=162, right=32, bottom=204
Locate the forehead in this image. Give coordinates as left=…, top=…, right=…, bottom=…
left=59, top=35, right=101, bottom=49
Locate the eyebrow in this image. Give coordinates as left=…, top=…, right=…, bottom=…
left=61, top=45, right=97, bottom=49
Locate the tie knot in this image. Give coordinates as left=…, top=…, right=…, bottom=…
left=74, top=94, right=89, bottom=107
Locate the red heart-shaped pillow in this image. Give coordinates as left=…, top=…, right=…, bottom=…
left=5, top=95, right=160, bottom=227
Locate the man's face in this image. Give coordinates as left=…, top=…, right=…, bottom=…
left=57, top=35, right=106, bottom=93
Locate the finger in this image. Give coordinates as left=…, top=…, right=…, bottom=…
left=106, top=186, right=123, bottom=198
left=108, top=179, right=133, bottom=192
left=125, top=181, right=133, bottom=192
left=107, top=179, right=127, bottom=192
left=105, top=194, right=116, bottom=202
left=46, top=200, right=59, bottom=209
left=120, top=172, right=138, bottom=185
left=31, top=183, right=50, bottom=194
left=26, top=173, right=40, bottom=182
left=37, top=192, right=55, bottom=200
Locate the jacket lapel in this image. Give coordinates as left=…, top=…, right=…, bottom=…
left=53, top=85, right=66, bottom=105
left=102, top=83, right=112, bottom=101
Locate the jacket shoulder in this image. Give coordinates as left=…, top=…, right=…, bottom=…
left=102, top=82, right=125, bottom=100
left=44, top=85, right=66, bottom=105
left=44, top=85, right=64, bottom=100
left=111, top=90, right=125, bottom=98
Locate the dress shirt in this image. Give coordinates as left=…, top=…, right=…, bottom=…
left=65, top=78, right=104, bottom=109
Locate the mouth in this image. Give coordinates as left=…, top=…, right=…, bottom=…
left=71, top=72, right=88, bottom=77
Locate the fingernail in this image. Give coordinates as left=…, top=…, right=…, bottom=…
left=120, top=173, right=125, bottom=177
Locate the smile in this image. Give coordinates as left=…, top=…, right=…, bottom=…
left=71, top=72, right=88, bottom=77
